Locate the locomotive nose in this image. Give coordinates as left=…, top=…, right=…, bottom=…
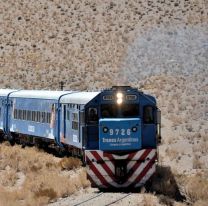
left=99, top=118, right=142, bottom=151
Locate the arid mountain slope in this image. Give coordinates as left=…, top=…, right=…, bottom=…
left=0, top=0, right=207, bottom=89
left=0, top=0, right=207, bottom=205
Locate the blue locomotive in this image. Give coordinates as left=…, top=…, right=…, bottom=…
left=0, top=86, right=161, bottom=188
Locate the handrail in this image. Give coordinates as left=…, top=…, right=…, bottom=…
left=4, top=90, right=21, bottom=137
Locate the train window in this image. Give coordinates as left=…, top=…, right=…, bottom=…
left=17, top=110, right=20, bottom=119
left=143, top=106, right=154, bottom=124
left=40, top=112, right=45, bottom=123
left=121, top=104, right=139, bottom=117
left=14, top=109, right=17, bottom=119
left=46, top=112, right=51, bottom=123
left=27, top=110, right=32, bottom=121
left=21, top=110, right=23, bottom=120
left=26, top=110, right=28, bottom=120
left=19, top=110, right=23, bottom=120
left=23, top=110, right=25, bottom=120
left=67, top=110, right=70, bottom=120
left=12, top=109, right=19, bottom=120
left=35, top=111, right=38, bottom=122
left=32, top=111, right=35, bottom=121
left=72, top=113, right=78, bottom=121
left=12, top=109, right=49, bottom=122
left=72, top=112, right=78, bottom=130
left=101, top=104, right=139, bottom=118
left=37, top=111, right=41, bottom=122
left=16, top=109, right=18, bottom=119
left=23, top=110, right=26, bottom=120
left=0, top=107, right=1, bottom=118
left=101, top=104, right=117, bottom=118
left=72, top=121, right=78, bottom=130
left=88, top=108, right=98, bottom=123
left=22, top=110, right=24, bottom=120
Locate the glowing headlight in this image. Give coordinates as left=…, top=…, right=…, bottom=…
left=117, top=98, right=123, bottom=104
left=116, top=92, right=123, bottom=99
left=116, top=92, right=123, bottom=104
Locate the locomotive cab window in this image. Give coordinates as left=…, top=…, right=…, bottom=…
left=143, top=106, right=154, bottom=124
left=88, top=108, right=98, bottom=123
left=101, top=104, right=139, bottom=118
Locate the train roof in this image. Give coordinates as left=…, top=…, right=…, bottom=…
left=0, top=89, right=18, bottom=97
left=8, top=90, right=100, bottom=104
left=9, top=90, right=74, bottom=100
left=60, top=92, right=100, bottom=105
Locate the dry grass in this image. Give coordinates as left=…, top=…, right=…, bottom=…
left=142, top=193, right=158, bottom=206
left=144, top=74, right=208, bottom=205
left=193, top=154, right=203, bottom=169
left=0, top=168, right=18, bottom=187
left=0, top=143, right=90, bottom=206
left=179, top=173, right=208, bottom=205
left=0, top=0, right=207, bottom=90
left=59, top=157, right=82, bottom=170
left=165, top=148, right=178, bottom=161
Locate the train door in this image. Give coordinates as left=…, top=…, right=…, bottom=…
left=86, top=107, right=99, bottom=149
left=71, top=109, right=79, bottom=144
left=0, top=98, right=3, bottom=130
left=64, top=104, right=81, bottom=146
left=2, top=98, right=7, bottom=133
left=142, top=105, right=156, bottom=148
left=5, top=98, right=13, bottom=135
left=63, top=104, right=71, bottom=143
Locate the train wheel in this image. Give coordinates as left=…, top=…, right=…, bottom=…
left=9, top=135, right=15, bottom=146
left=0, top=133, right=4, bottom=143
left=3, top=134, right=15, bottom=146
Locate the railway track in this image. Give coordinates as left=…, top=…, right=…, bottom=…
left=72, top=192, right=132, bottom=206
left=104, top=193, right=132, bottom=206
left=72, top=192, right=104, bottom=206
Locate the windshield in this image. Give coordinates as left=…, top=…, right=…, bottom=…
left=101, top=104, right=139, bottom=118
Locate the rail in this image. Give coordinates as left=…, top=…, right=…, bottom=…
left=72, top=192, right=132, bottom=206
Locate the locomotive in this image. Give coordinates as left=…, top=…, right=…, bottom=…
left=0, top=86, right=161, bottom=188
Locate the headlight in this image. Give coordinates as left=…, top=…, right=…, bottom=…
left=116, top=92, right=123, bottom=98
left=116, top=92, right=123, bottom=104
left=103, top=127, right=109, bottom=133
left=117, top=98, right=123, bottom=104
left=132, top=126, right=137, bottom=132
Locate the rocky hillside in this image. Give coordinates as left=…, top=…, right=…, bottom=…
left=0, top=0, right=207, bottom=90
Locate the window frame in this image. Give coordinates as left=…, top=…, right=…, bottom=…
left=143, top=105, right=155, bottom=124
left=72, top=111, right=79, bottom=130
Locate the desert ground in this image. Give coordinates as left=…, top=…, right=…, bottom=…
left=0, top=0, right=207, bottom=205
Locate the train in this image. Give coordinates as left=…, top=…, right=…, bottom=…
left=0, top=86, right=161, bottom=188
